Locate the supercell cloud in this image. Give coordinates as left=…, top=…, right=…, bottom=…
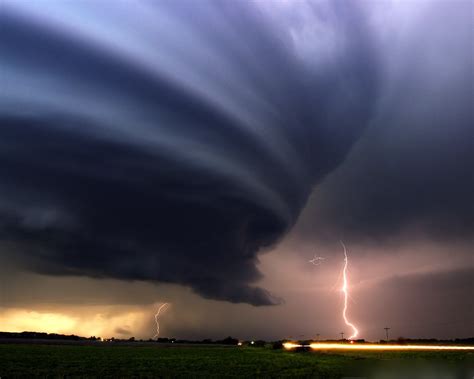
left=0, top=1, right=378, bottom=305
left=295, top=1, right=473, bottom=244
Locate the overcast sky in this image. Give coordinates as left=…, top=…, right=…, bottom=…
left=0, top=0, right=472, bottom=341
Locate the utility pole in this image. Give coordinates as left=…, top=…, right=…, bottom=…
left=316, top=333, right=320, bottom=341
left=340, top=332, right=345, bottom=340
left=384, top=327, right=390, bottom=342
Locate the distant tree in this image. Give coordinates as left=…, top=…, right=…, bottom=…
left=272, top=341, right=283, bottom=350
left=220, top=336, right=239, bottom=345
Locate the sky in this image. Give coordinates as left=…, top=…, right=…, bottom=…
left=0, top=0, right=472, bottom=342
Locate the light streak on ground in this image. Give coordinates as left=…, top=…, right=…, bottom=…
left=340, top=241, right=358, bottom=340
left=283, top=342, right=303, bottom=349
left=283, top=343, right=474, bottom=351
left=152, top=302, right=169, bottom=339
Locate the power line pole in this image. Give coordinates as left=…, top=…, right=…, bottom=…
left=316, top=333, right=320, bottom=341
left=384, top=327, right=390, bottom=342
left=340, top=332, right=345, bottom=340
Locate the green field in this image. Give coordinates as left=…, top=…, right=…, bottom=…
left=0, top=343, right=473, bottom=378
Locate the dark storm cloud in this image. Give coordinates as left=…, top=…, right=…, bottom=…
left=0, top=1, right=378, bottom=304
left=296, top=1, right=473, bottom=243
left=114, top=327, right=131, bottom=336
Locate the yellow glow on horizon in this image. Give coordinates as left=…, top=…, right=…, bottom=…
left=0, top=308, right=149, bottom=338
left=0, top=310, right=77, bottom=333
left=283, top=343, right=474, bottom=351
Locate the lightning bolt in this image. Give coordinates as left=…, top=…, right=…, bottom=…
left=309, top=255, right=325, bottom=266
left=340, top=241, right=359, bottom=340
left=153, top=302, right=169, bottom=339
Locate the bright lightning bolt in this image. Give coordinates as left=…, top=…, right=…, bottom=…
left=153, top=302, right=169, bottom=340
left=340, top=241, right=359, bottom=340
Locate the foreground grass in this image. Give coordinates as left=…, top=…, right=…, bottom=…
left=0, top=344, right=473, bottom=378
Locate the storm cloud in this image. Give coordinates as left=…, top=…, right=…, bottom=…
left=0, top=1, right=378, bottom=305
left=295, top=0, right=473, bottom=244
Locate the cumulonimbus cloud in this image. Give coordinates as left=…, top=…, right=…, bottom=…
left=292, top=1, right=473, bottom=245
left=0, top=0, right=378, bottom=305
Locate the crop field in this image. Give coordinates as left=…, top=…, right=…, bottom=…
left=0, top=343, right=473, bottom=378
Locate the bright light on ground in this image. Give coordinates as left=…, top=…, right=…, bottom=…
left=283, top=343, right=474, bottom=351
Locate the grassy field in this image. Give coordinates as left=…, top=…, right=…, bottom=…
left=0, top=343, right=473, bottom=378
